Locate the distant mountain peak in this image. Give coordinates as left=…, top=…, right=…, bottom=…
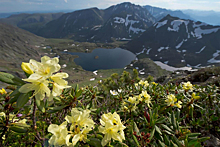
left=127, top=15, right=220, bottom=67
left=144, top=5, right=193, bottom=21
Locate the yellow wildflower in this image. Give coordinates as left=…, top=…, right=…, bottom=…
left=165, top=94, right=177, bottom=106
left=19, top=79, right=50, bottom=101
left=0, top=112, right=5, bottom=118
left=140, top=91, right=152, bottom=107
left=138, top=80, right=149, bottom=87
left=65, top=108, right=95, bottom=131
left=29, top=56, right=60, bottom=79
left=151, top=82, right=158, bottom=85
left=182, top=81, right=193, bottom=91
left=19, top=56, right=70, bottom=101
left=21, top=62, right=33, bottom=75
left=175, top=101, right=182, bottom=108
left=48, top=121, right=68, bottom=146
left=50, top=73, right=71, bottom=98
left=192, top=93, right=201, bottom=100
left=0, top=88, right=7, bottom=95
left=99, top=112, right=126, bottom=146
left=65, top=108, right=95, bottom=146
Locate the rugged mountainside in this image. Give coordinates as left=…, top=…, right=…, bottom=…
left=0, top=13, right=64, bottom=34
left=36, top=2, right=156, bottom=42
left=126, top=15, right=220, bottom=67
left=144, top=5, right=192, bottom=21
left=0, top=22, right=44, bottom=74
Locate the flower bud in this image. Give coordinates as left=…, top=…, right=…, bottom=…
left=21, top=62, right=34, bottom=75
left=0, top=88, right=7, bottom=95
left=144, top=111, right=150, bottom=123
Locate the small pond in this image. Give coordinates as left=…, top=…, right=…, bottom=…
left=66, top=48, right=136, bottom=71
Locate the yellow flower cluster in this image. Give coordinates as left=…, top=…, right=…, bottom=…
left=182, top=81, right=193, bottom=91
left=122, top=96, right=139, bottom=112
left=48, top=108, right=95, bottom=146
left=139, top=91, right=152, bottom=107
left=99, top=112, right=126, bottom=146
left=19, top=56, right=70, bottom=101
left=138, top=80, right=149, bottom=87
left=121, top=90, right=152, bottom=112
left=48, top=109, right=126, bottom=146
left=165, top=94, right=182, bottom=108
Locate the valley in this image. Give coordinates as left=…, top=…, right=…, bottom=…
left=0, top=2, right=220, bottom=87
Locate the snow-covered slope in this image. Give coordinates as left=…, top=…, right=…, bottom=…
left=126, top=15, right=220, bottom=67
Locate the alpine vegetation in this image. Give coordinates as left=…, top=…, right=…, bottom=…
left=0, top=56, right=219, bottom=146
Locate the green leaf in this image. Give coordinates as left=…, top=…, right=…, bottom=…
left=36, top=98, right=45, bottom=113
left=164, top=134, right=170, bottom=146
left=156, top=117, right=166, bottom=124
left=9, top=88, right=20, bottom=97
left=155, top=131, right=164, bottom=141
left=188, top=139, right=199, bottom=146
left=173, top=136, right=183, bottom=147
left=171, top=111, right=177, bottom=130
left=132, top=134, right=140, bottom=147
left=158, top=140, right=166, bottom=147
left=149, top=127, right=155, bottom=141
left=198, top=137, right=210, bottom=143
left=170, top=140, right=178, bottom=147
left=6, top=95, right=19, bottom=105
left=0, top=72, right=25, bottom=85
left=48, top=105, right=67, bottom=113
left=133, top=122, right=141, bottom=136
left=75, top=84, right=79, bottom=93
left=9, top=126, right=27, bottom=133
left=187, top=133, right=201, bottom=137
left=155, top=125, right=162, bottom=135
left=75, top=89, right=83, bottom=98
left=16, top=92, right=32, bottom=108
left=87, top=138, right=102, bottom=147
left=161, top=124, right=173, bottom=133
left=177, top=109, right=180, bottom=120
left=12, top=123, right=30, bottom=128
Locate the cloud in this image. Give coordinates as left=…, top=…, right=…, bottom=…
left=64, top=0, right=67, bottom=3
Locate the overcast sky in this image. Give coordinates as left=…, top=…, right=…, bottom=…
left=0, top=0, right=220, bottom=13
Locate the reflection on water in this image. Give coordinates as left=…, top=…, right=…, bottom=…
left=66, top=48, right=136, bottom=71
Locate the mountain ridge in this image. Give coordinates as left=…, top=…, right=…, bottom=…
left=126, top=14, right=220, bottom=67
left=36, top=2, right=156, bottom=42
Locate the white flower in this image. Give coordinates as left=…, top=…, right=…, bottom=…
left=110, top=90, right=118, bottom=96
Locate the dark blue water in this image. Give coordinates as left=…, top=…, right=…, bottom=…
left=67, top=48, right=136, bottom=71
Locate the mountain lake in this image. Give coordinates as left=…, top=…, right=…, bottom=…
left=66, top=48, right=136, bottom=71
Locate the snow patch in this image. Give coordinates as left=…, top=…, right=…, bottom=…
left=176, top=39, right=187, bottom=49
left=146, top=48, right=152, bottom=54
left=207, top=50, right=220, bottom=63
left=154, top=20, right=168, bottom=29
left=194, top=27, right=219, bottom=39
left=196, top=46, right=206, bottom=53
left=93, top=70, right=98, bottom=75
left=114, top=17, right=125, bottom=24
left=158, top=47, right=169, bottom=52
left=90, top=78, right=95, bottom=81
left=155, top=61, right=193, bottom=71
left=136, top=48, right=147, bottom=55
left=125, top=14, right=145, bottom=34
left=168, top=20, right=189, bottom=32
left=164, top=61, right=169, bottom=64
